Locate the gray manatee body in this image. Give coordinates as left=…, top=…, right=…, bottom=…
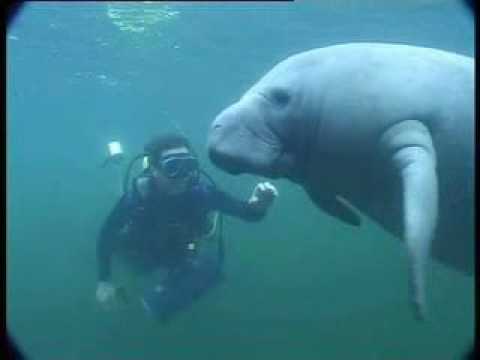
left=207, top=43, right=474, bottom=319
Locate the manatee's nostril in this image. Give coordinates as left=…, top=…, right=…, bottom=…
left=213, top=124, right=221, bottom=129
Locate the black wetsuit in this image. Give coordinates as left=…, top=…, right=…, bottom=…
left=97, top=175, right=266, bottom=320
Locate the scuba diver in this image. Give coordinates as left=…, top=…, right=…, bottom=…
left=96, top=133, right=278, bottom=321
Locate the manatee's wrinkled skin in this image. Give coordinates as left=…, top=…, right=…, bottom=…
left=208, top=43, right=474, bottom=320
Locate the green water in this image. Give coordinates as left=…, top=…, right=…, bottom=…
left=7, top=1, right=474, bottom=359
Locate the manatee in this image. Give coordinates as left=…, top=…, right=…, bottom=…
left=207, top=43, right=474, bottom=320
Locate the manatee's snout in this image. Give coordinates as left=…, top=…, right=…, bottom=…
left=208, top=145, right=244, bottom=175
left=208, top=121, right=244, bottom=175
left=207, top=114, right=227, bottom=154
left=208, top=101, right=283, bottom=178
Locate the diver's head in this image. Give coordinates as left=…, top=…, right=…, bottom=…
left=144, top=133, right=199, bottom=195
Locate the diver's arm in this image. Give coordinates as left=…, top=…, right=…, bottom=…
left=96, top=204, right=121, bottom=307
left=209, top=187, right=264, bottom=221
left=96, top=194, right=138, bottom=282
left=96, top=182, right=148, bottom=308
left=97, top=198, right=125, bottom=282
left=208, top=182, right=277, bottom=221
left=97, top=177, right=148, bottom=281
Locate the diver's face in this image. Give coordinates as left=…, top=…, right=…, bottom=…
left=152, top=146, right=198, bottom=195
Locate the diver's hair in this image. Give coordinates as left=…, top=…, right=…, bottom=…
left=144, top=133, right=196, bottom=166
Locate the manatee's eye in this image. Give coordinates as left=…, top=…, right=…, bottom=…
left=269, top=87, right=290, bottom=106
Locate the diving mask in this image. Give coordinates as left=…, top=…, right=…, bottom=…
left=157, top=153, right=199, bottom=179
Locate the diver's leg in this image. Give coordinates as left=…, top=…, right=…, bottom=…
left=141, top=253, right=223, bottom=321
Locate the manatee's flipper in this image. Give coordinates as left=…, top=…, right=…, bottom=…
left=307, top=188, right=362, bottom=227
left=379, top=120, right=438, bottom=321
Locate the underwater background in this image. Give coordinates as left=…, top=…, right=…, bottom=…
left=7, top=1, right=474, bottom=359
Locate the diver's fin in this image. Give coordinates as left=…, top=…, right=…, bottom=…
left=307, top=189, right=362, bottom=227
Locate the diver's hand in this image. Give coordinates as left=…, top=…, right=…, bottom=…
left=96, top=281, right=119, bottom=310
left=248, top=182, right=279, bottom=210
